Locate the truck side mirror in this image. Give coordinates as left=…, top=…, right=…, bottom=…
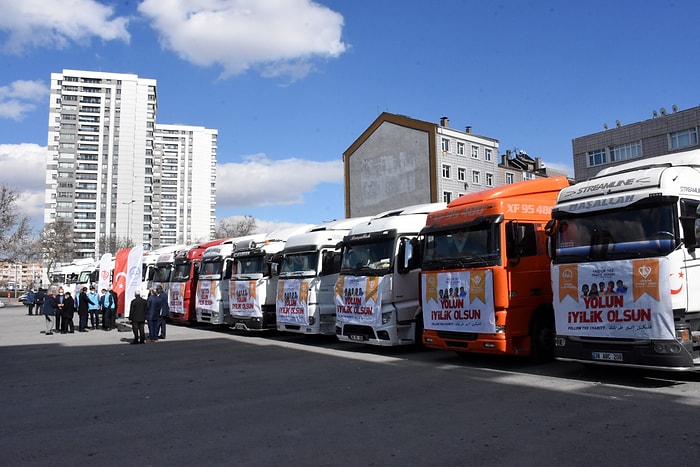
left=544, top=218, right=557, bottom=259
left=506, top=221, right=521, bottom=266
left=397, top=237, right=412, bottom=274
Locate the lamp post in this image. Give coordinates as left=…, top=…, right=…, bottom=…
left=13, top=262, right=19, bottom=299
left=123, top=200, right=136, bottom=244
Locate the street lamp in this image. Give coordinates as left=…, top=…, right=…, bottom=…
left=122, top=200, right=136, bottom=244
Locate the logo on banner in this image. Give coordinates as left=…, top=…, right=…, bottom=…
left=633, top=259, right=660, bottom=301
left=425, top=273, right=438, bottom=303
left=558, top=265, right=579, bottom=302
left=469, top=270, right=486, bottom=304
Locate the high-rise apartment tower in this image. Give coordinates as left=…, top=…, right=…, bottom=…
left=44, top=69, right=217, bottom=258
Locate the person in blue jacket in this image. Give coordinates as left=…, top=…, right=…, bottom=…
left=25, top=288, right=36, bottom=315
left=41, top=289, right=57, bottom=335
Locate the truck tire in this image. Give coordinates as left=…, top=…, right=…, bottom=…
left=530, top=307, right=555, bottom=363
left=414, top=314, right=426, bottom=350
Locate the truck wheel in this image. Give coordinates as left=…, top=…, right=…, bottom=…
left=414, top=314, right=426, bottom=350
left=530, top=310, right=555, bottom=363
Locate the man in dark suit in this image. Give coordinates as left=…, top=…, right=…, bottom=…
left=156, top=286, right=170, bottom=340
left=77, top=287, right=93, bottom=332
left=128, top=290, right=148, bottom=344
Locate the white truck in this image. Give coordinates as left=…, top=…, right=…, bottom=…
left=195, top=235, right=265, bottom=326
left=229, top=225, right=313, bottom=331
left=335, top=203, right=446, bottom=346
left=548, top=148, right=700, bottom=370
left=276, top=217, right=372, bottom=335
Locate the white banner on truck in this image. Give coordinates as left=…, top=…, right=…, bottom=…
left=422, top=270, right=496, bottom=333
left=334, top=275, right=383, bottom=327
left=553, top=258, right=674, bottom=339
left=276, top=278, right=310, bottom=325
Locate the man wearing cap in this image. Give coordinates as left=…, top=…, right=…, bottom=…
left=128, top=290, right=148, bottom=344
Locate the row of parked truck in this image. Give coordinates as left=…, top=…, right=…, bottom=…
left=57, top=149, right=700, bottom=371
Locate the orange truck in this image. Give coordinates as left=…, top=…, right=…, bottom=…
left=420, top=176, right=570, bottom=360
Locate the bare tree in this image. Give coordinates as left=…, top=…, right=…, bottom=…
left=0, top=185, right=33, bottom=261
left=214, top=215, right=258, bottom=239
left=98, top=234, right=134, bottom=255
left=39, top=220, right=76, bottom=279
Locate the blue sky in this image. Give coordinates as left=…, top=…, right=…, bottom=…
left=1, top=0, right=699, bottom=234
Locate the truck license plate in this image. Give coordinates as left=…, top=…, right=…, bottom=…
left=349, top=334, right=367, bottom=342
left=591, top=352, right=623, bottom=362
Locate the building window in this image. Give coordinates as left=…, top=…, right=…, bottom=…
left=505, top=172, right=514, bottom=184
left=484, top=148, right=492, bottom=161
left=443, top=191, right=452, bottom=203
left=670, top=128, right=698, bottom=150
left=472, top=170, right=480, bottom=185
left=441, top=138, right=450, bottom=152
left=486, top=172, right=493, bottom=186
left=456, top=142, right=465, bottom=155
left=588, top=149, right=607, bottom=167
left=609, top=141, right=642, bottom=162
left=471, top=146, right=479, bottom=158
left=442, top=164, right=451, bottom=178
left=457, top=167, right=466, bottom=181
left=523, top=172, right=535, bottom=181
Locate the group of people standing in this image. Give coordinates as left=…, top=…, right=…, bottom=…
left=38, top=286, right=119, bottom=335
left=31, top=283, right=171, bottom=344
left=127, top=286, right=169, bottom=344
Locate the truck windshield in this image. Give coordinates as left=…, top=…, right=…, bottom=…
left=422, top=219, right=501, bottom=268
left=77, top=270, right=93, bottom=285
left=340, top=239, right=394, bottom=276
left=553, top=202, right=677, bottom=263
left=280, top=252, right=319, bottom=276
left=234, top=255, right=265, bottom=275
left=51, top=273, right=66, bottom=284
left=200, top=260, right=223, bottom=277
left=153, top=266, right=171, bottom=282
left=171, top=263, right=191, bottom=281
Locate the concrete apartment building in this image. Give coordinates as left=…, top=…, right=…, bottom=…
left=0, top=262, right=45, bottom=292
left=572, top=104, right=700, bottom=181
left=44, top=69, right=217, bottom=258
left=343, top=112, right=565, bottom=217
left=152, top=124, right=217, bottom=246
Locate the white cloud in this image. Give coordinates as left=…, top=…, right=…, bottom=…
left=217, top=215, right=309, bottom=235
left=0, top=80, right=49, bottom=120
left=138, top=0, right=347, bottom=80
left=216, top=153, right=343, bottom=208
left=0, top=0, right=130, bottom=54
left=0, top=143, right=48, bottom=230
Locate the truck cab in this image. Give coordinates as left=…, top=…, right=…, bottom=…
left=335, top=203, right=446, bottom=346
left=548, top=150, right=700, bottom=370
left=420, top=177, right=569, bottom=360
left=276, top=217, right=372, bottom=335
left=229, top=226, right=312, bottom=331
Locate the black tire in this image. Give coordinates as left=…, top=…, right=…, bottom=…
left=414, top=314, right=426, bottom=350
left=530, top=308, right=555, bottom=363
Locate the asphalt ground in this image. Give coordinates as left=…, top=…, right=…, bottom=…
left=2, top=301, right=700, bottom=466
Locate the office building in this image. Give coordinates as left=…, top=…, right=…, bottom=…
left=572, top=105, right=700, bottom=181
